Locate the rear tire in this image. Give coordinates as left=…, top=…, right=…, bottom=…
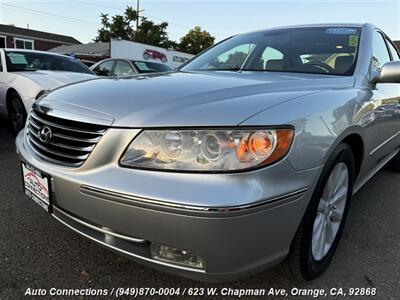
left=8, top=92, right=27, bottom=135
left=288, top=143, right=354, bottom=280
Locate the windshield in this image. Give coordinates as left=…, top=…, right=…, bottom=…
left=132, top=61, right=173, bottom=73
left=182, top=26, right=361, bottom=76
left=5, top=51, right=93, bottom=74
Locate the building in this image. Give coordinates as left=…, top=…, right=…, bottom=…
left=50, top=42, right=110, bottom=62
left=0, top=24, right=80, bottom=51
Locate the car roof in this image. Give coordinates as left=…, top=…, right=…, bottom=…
left=2, top=48, right=72, bottom=58
left=241, top=23, right=366, bottom=36
left=99, top=58, right=167, bottom=66
left=131, top=60, right=166, bottom=65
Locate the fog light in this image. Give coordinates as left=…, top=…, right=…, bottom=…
left=150, top=243, right=204, bottom=269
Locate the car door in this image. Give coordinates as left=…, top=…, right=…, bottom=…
left=0, top=49, right=7, bottom=115
left=384, top=36, right=400, bottom=133
left=113, top=60, right=136, bottom=76
left=92, top=60, right=115, bottom=76
left=366, top=30, right=400, bottom=163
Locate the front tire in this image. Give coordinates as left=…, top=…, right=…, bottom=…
left=288, top=143, right=354, bottom=280
left=8, top=92, right=27, bottom=135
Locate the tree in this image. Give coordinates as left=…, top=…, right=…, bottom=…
left=133, top=17, right=175, bottom=48
left=94, top=6, right=175, bottom=48
left=94, top=13, right=112, bottom=42
left=94, top=7, right=136, bottom=42
left=178, top=26, right=215, bottom=55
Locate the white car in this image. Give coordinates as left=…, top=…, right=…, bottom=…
left=0, top=49, right=96, bottom=133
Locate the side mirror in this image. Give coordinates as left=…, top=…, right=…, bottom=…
left=371, top=61, right=400, bottom=83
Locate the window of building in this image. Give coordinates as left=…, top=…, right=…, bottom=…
left=0, top=36, right=6, bottom=48
left=14, top=38, right=34, bottom=50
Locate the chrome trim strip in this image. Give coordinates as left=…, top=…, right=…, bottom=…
left=28, top=134, right=89, bottom=160
left=26, top=138, right=83, bottom=167
left=56, top=208, right=146, bottom=243
left=80, top=185, right=308, bottom=212
left=28, top=118, right=40, bottom=130
left=369, top=131, right=400, bottom=156
left=52, top=213, right=205, bottom=274
left=52, top=132, right=101, bottom=143
left=30, top=111, right=106, bottom=135
left=354, top=147, right=399, bottom=194
left=28, top=127, right=95, bottom=152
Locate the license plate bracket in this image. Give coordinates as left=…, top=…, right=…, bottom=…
left=21, top=162, right=52, bottom=213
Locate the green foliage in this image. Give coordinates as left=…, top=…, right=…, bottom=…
left=177, top=26, right=215, bottom=55
left=133, top=17, right=173, bottom=48
left=94, top=7, right=215, bottom=53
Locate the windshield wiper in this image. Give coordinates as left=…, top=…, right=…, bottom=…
left=203, top=68, right=242, bottom=71
left=239, top=68, right=270, bottom=72
left=9, top=69, right=38, bottom=72
left=203, top=68, right=272, bottom=72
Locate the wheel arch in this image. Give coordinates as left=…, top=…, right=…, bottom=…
left=340, top=133, right=364, bottom=181
left=5, top=87, right=20, bottom=114
left=323, top=130, right=365, bottom=182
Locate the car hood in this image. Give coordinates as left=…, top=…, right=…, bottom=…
left=16, top=70, right=96, bottom=90
left=38, top=71, right=355, bottom=127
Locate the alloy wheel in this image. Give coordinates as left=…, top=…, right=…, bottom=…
left=10, top=98, right=25, bottom=132
left=311, top=162, right=349, bottom=261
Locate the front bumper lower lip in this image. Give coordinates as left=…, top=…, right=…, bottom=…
left=52, top=206, right=206, bottom=274
left=81, top=184, right=308, bottom=212
left=55, top=207, right=146, bottom=243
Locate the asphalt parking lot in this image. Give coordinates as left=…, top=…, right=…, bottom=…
left=0, top=120, right=399, bottom=299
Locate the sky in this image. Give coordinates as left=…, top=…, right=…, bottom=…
left=0, top=0, right=399, bottom=44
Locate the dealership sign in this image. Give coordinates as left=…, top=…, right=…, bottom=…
left=111, top=40, right=194, bottom=69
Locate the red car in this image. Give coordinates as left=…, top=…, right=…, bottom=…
left=143, top=49, right=167, bottom=63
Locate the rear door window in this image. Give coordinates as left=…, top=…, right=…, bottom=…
left=93, top=60, right=114, bottom=76
left=114, top=60, right=136, bottom=76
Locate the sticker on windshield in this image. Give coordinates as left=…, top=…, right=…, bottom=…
left=325, top=28, right=357, bottom=35
left=8, top=53, right=28, bottom=64
left=349, top=35, right=359, bottom=47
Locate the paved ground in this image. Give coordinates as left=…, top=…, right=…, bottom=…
left=0, top=119, right=399, bottom=299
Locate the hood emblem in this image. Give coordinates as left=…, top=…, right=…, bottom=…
left=38, top=125, right=52, bottom=144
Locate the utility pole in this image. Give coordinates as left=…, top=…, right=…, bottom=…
left=136, top=0, right=145, bottom=31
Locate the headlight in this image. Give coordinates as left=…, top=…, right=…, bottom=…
left=120, top=128, right=294, bottom=172
left=35, top=90, right=49, bottom=100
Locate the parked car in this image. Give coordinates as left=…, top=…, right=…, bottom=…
left=143, top=49, right=168, bottom=63
left=91, top=58, right=173, bottom=77
left=0, top=49, right=96, bottom=133
left=80, top=59, right=96, bottom=68
left=16, top=23, right=400, bottom=281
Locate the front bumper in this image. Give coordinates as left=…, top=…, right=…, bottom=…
left=16, top=129, right=322, bottom=281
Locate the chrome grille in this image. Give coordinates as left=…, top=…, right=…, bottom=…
left=27, top=109, right=108, bottom=167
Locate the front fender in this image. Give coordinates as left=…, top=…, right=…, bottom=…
left=7, top=76, right=42, bottom=112
left=240, top=88, right=367, bottom=171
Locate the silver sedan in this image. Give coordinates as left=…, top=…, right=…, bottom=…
left=16, top=23, right=400, bottom=281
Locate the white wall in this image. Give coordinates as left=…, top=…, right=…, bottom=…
left=111, top=40, right=194, bottom=69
